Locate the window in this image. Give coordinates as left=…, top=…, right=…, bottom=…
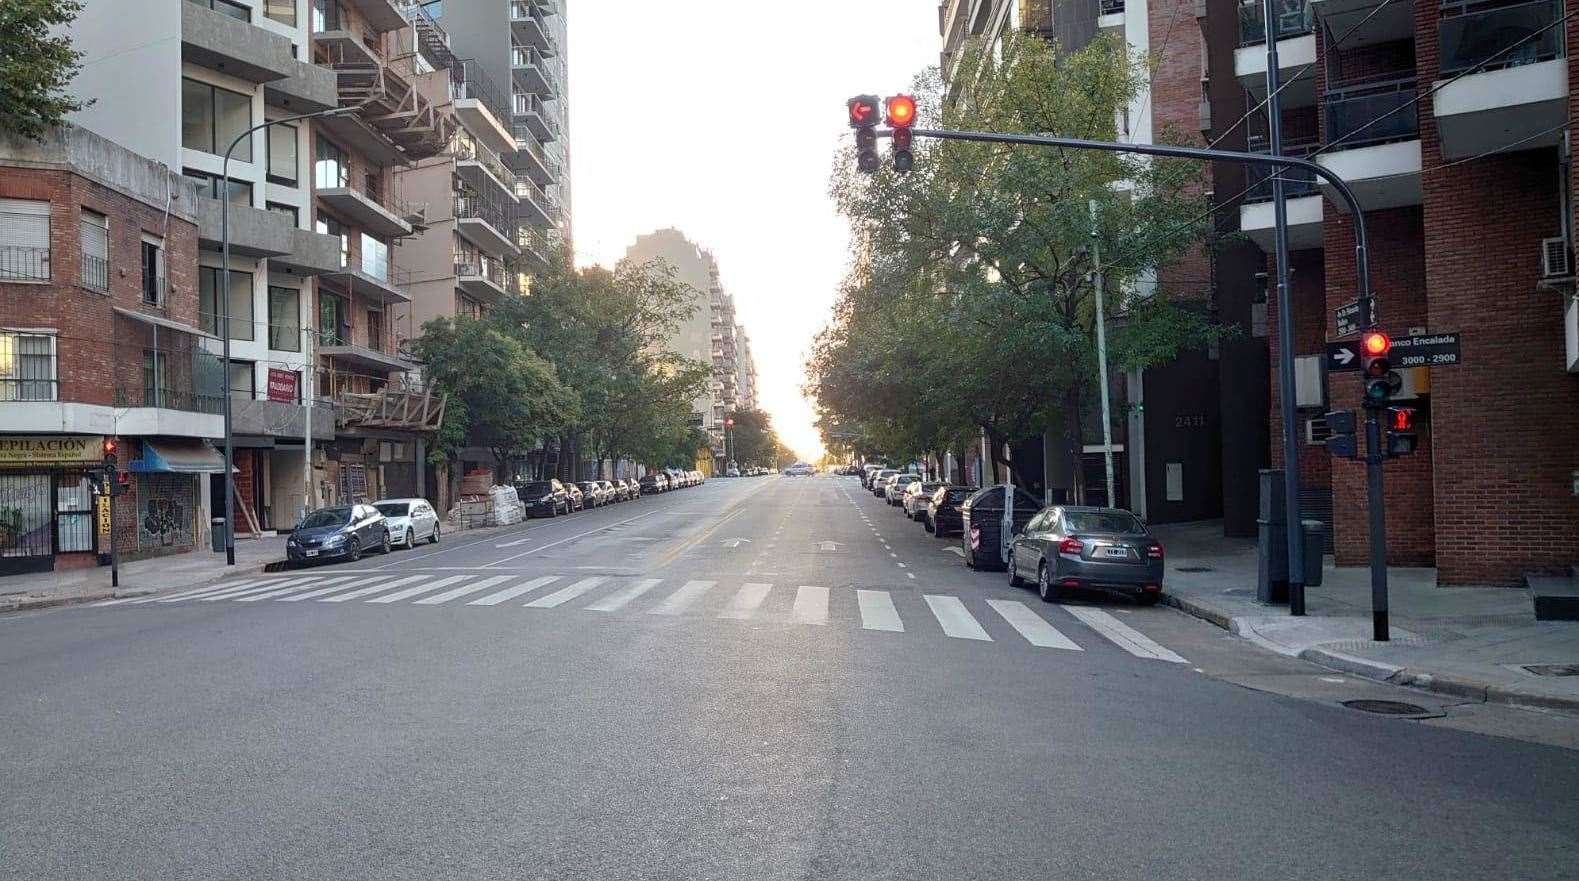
left=141, top=238, right=165, bottom=306
left=267, top=123, right=298, bottom=185
left=314, top=137, right=349, bottom=189
left=263, top=0, right=296, bottom=25
left=360, top=232, right=389, bottom=280
left=0, top=332, right=57, bottom=401
left=183, top=169, right=253, bottom=204
left=228, top=359, right=255, bottom=399
left=268, top=285, right=301, bottom=351
left=266, top=202, right=299, bottom=225
left=315, top=216, right=348, bottom=267
left=80, top=210, right=108, bottom=292
left=181, top=78, right=252, bottom=162
left=366, top=307, right=384, bottom=352
left=319, top=292, right=349, bottom=346
left=0, top=198, right=50, bottom=280
left=199, top=266, right=254, bottom=340
left=142, top=349, right=168, bottom=406
left=311, top=0, right=342, bottom=31
left=186, top=0, right=251, bottom=20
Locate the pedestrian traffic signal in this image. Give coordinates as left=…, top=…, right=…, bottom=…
left=848, top=95, right=882, bottom=175
left=886, top=94, right=916, bottom=174
left=1385, top=406, right=1418, bottom=457
left=112, top=470, right=130, bottom=496
left=1324, top=409, right=1358, bottom=460
left=1361, top=330, right=1400, bottom=406
left=102, top=437, right=118, bottom=469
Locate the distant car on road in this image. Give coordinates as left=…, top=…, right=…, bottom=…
left=784, top=463, right=815, bottom=476
left=1007, top=506, right=1164, bottom=605
left=639, top=474, right=666, bottom=494
left=725, top=465, right=741, bottom=477
left=869, top=469, right=898, bottom=495
left=287, top=504, right=390, bottom=564
left=902, top=481, right=945, bottom=520
left=925, top=485, right=974, bottom=537
left=373, top=498, right=440, bottom=548
left=516, top=479, right=570, bottom=517
left=576, top=481, right=607, bottom=508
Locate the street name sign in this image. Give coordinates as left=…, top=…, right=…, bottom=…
left=1328, top=332, right=1460, bottom=371
left=1334, top=299, right=1361, bottom=338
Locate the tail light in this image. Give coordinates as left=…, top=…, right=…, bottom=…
left=1147, top=542, right=1164, bottom=560
left=1058, top=537, right=1084, bottom=555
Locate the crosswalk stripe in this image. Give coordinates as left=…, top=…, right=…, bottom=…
left=718, top=583, right=771, bottom=619
left=236, top=576, right=356, bottom=602
left=319, top=574, right=427, bottom=603
left=525, top=577, right=606, bottom=608
left=987, top=600, right=1082, bottom=650
left=924, top=595, right=992, bottom=641
left=141, top=578, right=273, bottom=604
left=281, top=577, right=391, bottom=602
left=98, top=580, right=257, bottom=606
left=367, top=575, right=469, bottom=604
left=467, top=576, right=559, bottom=606
left=412, top=575, right=513, bottom=605
left=856, top=589, right=903, bottom=632
left=1064, top=607, right=1187, bottom=663
left=649, top=580, right=715, bottom=615
left=585, top=578, right=661, bottom=612
left=199, top=577, right=318, bottom=602
left=791, top=586, right=829, bottom=625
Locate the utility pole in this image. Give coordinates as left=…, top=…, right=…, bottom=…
left=1089, top=199, right=1116, bottom=509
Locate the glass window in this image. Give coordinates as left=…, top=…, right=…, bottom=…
left=315, top=216, right=349, bottom=267
left=199, top=266, right=254, bottom=340
left=80, top=210, right=108, bottom=292
left=266, top=202, right=299, bottom=225
left=268, top=286, right=301, bottom=351
left=319, top=292, right=348, bottom=346
left=181, top=78, right=253, bottom=162
left=314, top=137, right=349, bottom=189
left=0, top=332, right=57, bottom=401
left=141, top=240, right=165, bottom=305
left=263, top=0, right=296, bottom=25
left=186, top=0, right=251, bottom=20
left=267, top=124, right=298, bottom=185
left=183, top=169, right=252, bottom=204
left=360, top=233, right=388, bottom=280
left=0, top=197, right=50, bottom=280
left=142, top=349, right=168, bottom=406
left=228, top=360, right=255, bottom=398
left=1063, top=511, right=1145, bottom=534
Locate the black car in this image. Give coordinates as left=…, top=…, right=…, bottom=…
left=638, top=474, right=663, bottom=495
left=286, top=504, right=390, bottom=564
left=958, top=485, right=1042, bottom=571
left=926, top=485, right=975, bottom=537
left=516, top=479, right=570, bottom=517
left=576, top=481, right=606, bottom=508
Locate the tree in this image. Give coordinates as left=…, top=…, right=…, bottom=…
left=724, top=408, right=785, bottom=469
left=811, top=32, right=1224, bottom=488
left=0, top=0, right=91, bottom=141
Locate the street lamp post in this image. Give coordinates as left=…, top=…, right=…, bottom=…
left=219, top=104, right=357, bottom=565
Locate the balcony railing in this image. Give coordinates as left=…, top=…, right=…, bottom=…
left=452, top=130, right=514, bottom=189
left=1239, top=0, right=1313, bottom=45
left=82, top=253, right=109, bottom=291
left=450, top=59, right=511, bottom=126
left=1100, top=0, right=1126, bottom=13
left=455, top=193, right=514, bottom=234
left=1244, top=137, right=1321, bottom=202
left=1439, top=0, right=1564, bottom=75
left=1325, top=77, right=1419, bottom=147
left=114, top=348, right=226, bottom=415
left=455, top=253, right=512, bottom=289
left=1, top=245, right=49, bottom=281
left=512, top=44, right=561, bottom=93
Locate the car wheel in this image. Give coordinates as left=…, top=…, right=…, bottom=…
left=1008, top=552, right=1025, bottom=587
left=1136, top=593, right=1160, bottom=606
left=379, top=531, right=392, bottom=555
left=923, top=517, right=934, bottom=534
left=346, top=537, right=362, bottom=563
left=1037, top=563, right=1058, bottom=603
left=429, top=523, right=440, bottom=544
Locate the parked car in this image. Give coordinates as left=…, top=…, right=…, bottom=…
left=861, top=465, right=885, bottom=488
left=925, top=485, right=974, bottom=537
left=958, top=485, right=1043, bottom=571
left=1007, top=506, right=1164, bottom=604
left=565, top=483, right=586, bottom=511
left=600, top=479, right=622, bottom=502
left=869, top=469, right=898, bottom=495
left=516, top=479, right=570, bottom=517
left=287, top=504, right=390, bottom=564
left=639, top=474, right=664, bottom=494
left=725, top=465, right=741, bottom=477
left=902, top=481, right=945, bottom=520
left=373, top=497, right=440, bottom=548
left=885, top=473, right=922, bottom=505
left=576, top=481, right=606, bottom=508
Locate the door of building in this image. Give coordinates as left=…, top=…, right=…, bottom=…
left=0, top=472, right=55, bottom=575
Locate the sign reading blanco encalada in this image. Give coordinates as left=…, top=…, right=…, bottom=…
left=0, top=435, right=104, bottom=466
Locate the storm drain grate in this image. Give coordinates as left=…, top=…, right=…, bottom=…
left=1175, top=566, right=1213, bottom=573
left=1522, top=664, right=1579, bottom=677
left=1343, top=699, right=1430, bottom=716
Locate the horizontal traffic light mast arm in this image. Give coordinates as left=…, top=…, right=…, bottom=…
left=900, top=126, right=1376, bottom=327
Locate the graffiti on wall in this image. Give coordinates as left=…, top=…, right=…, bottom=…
left=138, top=474, right=194, bottom=550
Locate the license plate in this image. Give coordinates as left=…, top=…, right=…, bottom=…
left=304, top=550, right=318, bottom=557
left=1102, top=548, right=1128, bottom=559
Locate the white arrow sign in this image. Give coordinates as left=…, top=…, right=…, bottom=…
left=1333, top=346, right=1355, bottom=366
left=817, top=540, right=840, bottom=551
left=720, top=538, right=752, bottom=548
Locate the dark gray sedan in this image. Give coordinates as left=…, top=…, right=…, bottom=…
left=1005, top=506, right=1164, bottom=604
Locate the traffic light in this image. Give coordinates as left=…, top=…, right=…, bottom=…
left=848, top=95, right=881, bottom=174
left=885, top=94, right=916, bottom=174
left=102, top=437, right=118, bottom=470
left=112, top=470, right=130, bottom=496
left=1324, top=409, right=1358, bottom=460
left=725, top=417, right=735, bottom=429
left=1385, top=406, right=1418, bottom=457
left=1360, top=330, right=1401, bottom=406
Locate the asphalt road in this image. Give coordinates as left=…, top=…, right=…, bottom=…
left=3, top=475, right=1577, bottom=880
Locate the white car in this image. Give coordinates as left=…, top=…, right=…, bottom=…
left=373, top=498, right=441, bottom=548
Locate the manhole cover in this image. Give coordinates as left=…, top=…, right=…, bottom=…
left=1176, top=566, right=1213, bottom=573
left=1343, top=699, right=1430, bottom=716
left=1522, top=664, right=1579, bottom=677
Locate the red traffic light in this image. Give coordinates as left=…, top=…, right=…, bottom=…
left=725, top=418, right=735, bottom=428
left=1362, top=330, right=1390, bottom=357
left=885, top=94, right=917, bottom=128
left=847, top=95, right=880, bottom=128
left=102, top=438, right=117, bottom=455
left=1388, top=407, right=1417, bottom=431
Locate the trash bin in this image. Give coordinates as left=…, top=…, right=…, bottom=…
left=1300, top=519, right=1326, bottom=587
left=210, top=517, right=226, bottom=552
left=1256, top=469, right=1288, bottom=604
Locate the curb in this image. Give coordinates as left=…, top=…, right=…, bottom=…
left=1164, top=590, right=1579, bottom=716
left=0, top=565, right=268, bottom=615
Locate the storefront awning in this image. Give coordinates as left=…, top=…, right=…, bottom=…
left=130, top=441, right=231, bottom=474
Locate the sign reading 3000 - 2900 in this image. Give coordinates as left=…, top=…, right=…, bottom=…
left=1390, top=333, right=1460, bottom=368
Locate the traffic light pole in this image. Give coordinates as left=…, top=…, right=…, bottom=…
left=1365, top=407, right=1389, bottom=640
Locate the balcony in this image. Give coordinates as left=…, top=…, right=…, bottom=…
left=233, top=394, right=336, bottom=441
left=508, top=127, right=559, bottom=184
left=513, top=175, right=552, bottom=226
left=454, top=194, right=521, bottom=257
left=1309, top=0, right=1414, bottom=47
left=455, top=255, right=513, bottom=302
left=1316, top=77, right=1423, bottom=211
left=1433, top=0, right=1568, bottom=159
left=181, top=0, right=294, bottom=82
left=321, top=262, right=412, bottom=306
left=265, top=59, right=338, bottom=114
left=512, top=44, right=560, bottom=97
left=1235, top=0, right=1317, bottom=107
left=1240, top=138, right=1324, bottom=250
left=271, top=227, right=346, bottom=277
left=510, top=1, right=556, bottom=51
left=1099, top=0, right=1125, bottom=31
left=317, top=341, right=416, bottom=373
left=316, top=185, right=415, bottom=238
left=449, top=59, right=516, bottom=155
left=320, top=47, right=455, bottom=163
left=514, top=91, right=560, bottom=143
left=453, top=130, right=518, bottom=203
left=196, top=197, right=295, bottom=258
left=516, top=225, right=551, bottom=269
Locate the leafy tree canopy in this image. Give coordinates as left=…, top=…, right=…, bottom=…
left=0, top=0, right=91, bottom=141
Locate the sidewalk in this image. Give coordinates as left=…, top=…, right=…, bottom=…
left=0, top=537, right=287, bottom=612
left=1153, top=521, right=1579, bottom=715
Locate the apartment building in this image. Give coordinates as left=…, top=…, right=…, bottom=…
left=736, top=329, right=758, bottom=412
left=1207, top=0, right=1579, bottom=583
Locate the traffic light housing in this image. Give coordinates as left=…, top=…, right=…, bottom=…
left=848, top=95, right=881, bottom=174
left=1360, top=330, right=1401, bottom=406
left=102, top=437, right=118, bottom=470
left=112, top=470, right=130, bottom=496
left=1324, top=409, right=1358, bottom=459
left=885, top=94, right=916, bottom=174
left=1385, top=406, right=1418, bottom=458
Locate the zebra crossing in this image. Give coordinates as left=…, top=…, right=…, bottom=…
left=89, top=571, right=1190, bottom=662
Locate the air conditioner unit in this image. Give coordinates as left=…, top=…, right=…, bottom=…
left=1541, top=236, right=1572, bottom=279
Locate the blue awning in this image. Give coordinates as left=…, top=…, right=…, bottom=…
left=130, top=441, right=229, bottom=474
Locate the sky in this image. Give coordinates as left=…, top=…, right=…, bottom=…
left=567, top=1, right=939, bottom=462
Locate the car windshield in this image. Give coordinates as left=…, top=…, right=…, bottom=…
left=945, top=489, right=971, bottom=502
left=1065, top=511, right=1146, bottom=534
left=300, top=508, right=351, bottom=529
left=521, top=482, right=554, bottom=495
left=374, top=502, right=409, bottom=518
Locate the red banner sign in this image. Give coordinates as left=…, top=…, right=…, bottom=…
left=266, top=368, right=299, bottom=403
